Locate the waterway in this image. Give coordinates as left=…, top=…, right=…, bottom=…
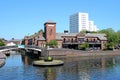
left=1, top=52, right=120, bottom=80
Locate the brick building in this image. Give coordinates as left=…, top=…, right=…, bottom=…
left=22, top=21, right=107, bottom=50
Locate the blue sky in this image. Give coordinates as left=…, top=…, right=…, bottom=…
left=0, top=0, right=120, bottom=40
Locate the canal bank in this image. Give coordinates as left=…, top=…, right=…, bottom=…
left=0, top=59, right=5, bottom=67
left=47, top=48, right=120, bottom=58
left=0, top=53, right=6, bottom=67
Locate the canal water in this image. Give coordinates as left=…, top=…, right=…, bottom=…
left=1, top=52, right=120, bottom=80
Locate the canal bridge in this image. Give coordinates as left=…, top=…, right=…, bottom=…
left=0, top=45, right=42, bottom=53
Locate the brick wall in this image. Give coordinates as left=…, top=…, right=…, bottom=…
left=44, top=22, right=56, bottom=42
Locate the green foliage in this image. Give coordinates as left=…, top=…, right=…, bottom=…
left=90, top=31, right=98, bottom=33
left=99, top=28, right=120, bottom=46
left=44, top=56, right=53, bottom=62
left=117, top=30, right=120, bottom=43
left=80, top=30, right=86, bottom=33
left=78, top=42, right=89, bottom=50
left=38, top=29, right=43, bottom=33
left=32, top=29, right=44, bottom=35
left=47, top=40, right=58, bottom=48
left=0, top=39, right=5, bottom=46
left=109, top=42, right=115, bottom=48
left=104, top=42, right=115, bottom=50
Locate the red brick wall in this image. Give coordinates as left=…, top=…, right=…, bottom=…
left=37, top=40, right=46, bottom=47
left=101, top=40, right=107, bottom=50
left=44, top=23, right=56, bottom=42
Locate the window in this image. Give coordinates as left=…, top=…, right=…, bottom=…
left=50, top=29, right=52, bottom=35
left=63, top=38, right=66, bottom=43
left=78, top=38, right=84, bottom=43
left=71, top=38, right=73, bottom=43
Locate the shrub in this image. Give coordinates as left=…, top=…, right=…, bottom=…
left=44, top=56, right=53, bottom=62
left=78, top=42, right=89, bottom=50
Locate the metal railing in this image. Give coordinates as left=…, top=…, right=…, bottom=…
left=0, top=45, right=41, bottom=50
left=0, top=46, right=18, bottom=50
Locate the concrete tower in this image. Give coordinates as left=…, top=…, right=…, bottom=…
left=70, top=12, right=89, bottom=33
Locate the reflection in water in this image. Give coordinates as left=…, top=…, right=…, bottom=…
left=21, top=55, right=32, bottom=65
left=1, top=53, right=120, bottom=80
left=20, top=55, right=120, bottom=80
left=44, top=68, right=56, bottom=80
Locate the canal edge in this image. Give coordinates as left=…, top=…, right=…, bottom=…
left=0, top=52, right=6, bottom=67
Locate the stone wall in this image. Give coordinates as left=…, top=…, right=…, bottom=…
left=0, top=53, right=6, bottom=67
left=47, top=48, right=120, bottom=58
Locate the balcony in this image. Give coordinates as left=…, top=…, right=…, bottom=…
left=62, top=40, right=83, bottom=44
left=85, top=40, right=101, bottom=44
left=63, top=40, right=101, bottom=45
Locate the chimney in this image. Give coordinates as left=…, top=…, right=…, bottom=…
left=64, top=30, right=68, bottom=34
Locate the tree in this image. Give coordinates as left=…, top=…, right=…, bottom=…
left=99, top=28, right=114, bottom=42
left=117, top=30, right=120, bottom=43
left=38, top=29, right=43, bottom=33
left=104, top=42, right=115, bottom=50
left=78, top=42, right=89, bottom=50
left=99, top=28, right=120, bottom=50
left=0, top=39, right=5, bottom=46
left=80, top=30, right=86, bottom=34
left=104, top=43, right=108, bottom=49
left=47, top=40, right=58, bottom=48
left=99, top=28, right=119, bottom=45
left=109, top=42, right=115, bottom=48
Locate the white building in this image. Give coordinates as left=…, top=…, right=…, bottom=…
left=6, top=42, right=16, bottom=46
left=70, top=12, right=98, bottom=33
left=89, top=21, right=98, bottom=31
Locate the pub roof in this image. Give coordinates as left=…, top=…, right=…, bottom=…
left=56, top=33, right=107, bottom=40
left=86, top=33, right=107, bottom=40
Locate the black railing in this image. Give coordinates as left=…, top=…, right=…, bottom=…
left=62, top=40, right=101, bottom=45
left=85, top=41, right=101, bottom=44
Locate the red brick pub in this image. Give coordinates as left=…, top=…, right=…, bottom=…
left=22, top=21, right=107, bottom=50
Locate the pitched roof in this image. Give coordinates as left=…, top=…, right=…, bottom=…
left=56, top=33, right=107, bottom=40
left=38, top=36, right=46, bottom=41
left=56, top=33, right=77, bottom=40
left=35, top=36, right=45, bottom=41
left=85, top=33, right=107, bottom=40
